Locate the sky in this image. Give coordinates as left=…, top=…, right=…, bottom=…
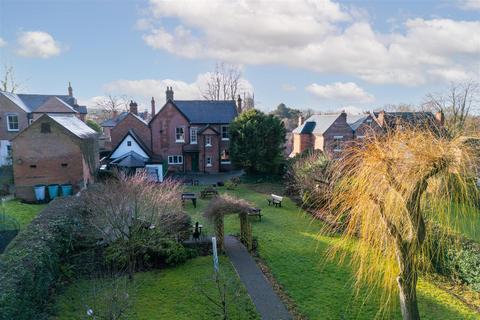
left=0, top=0, right=479, bottom=113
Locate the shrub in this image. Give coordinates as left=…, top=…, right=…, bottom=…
left=431, top=228, right=480, bottom=291
left=0, top=197, right=88, bottom=320
left=285, top=150, right=332, bottom=210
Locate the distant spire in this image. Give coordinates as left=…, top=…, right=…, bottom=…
left=68, top=82, right=73, bottom=97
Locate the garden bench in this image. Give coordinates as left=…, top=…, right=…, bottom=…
left=200, top=187, right=219, bottom=199
left=247, top=207, right=262, bottom=221
left=267, top=194, right=283, bottom=207
left=181, top=192, right=197, bottom=208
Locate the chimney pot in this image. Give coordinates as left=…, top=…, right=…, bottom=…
left=129, top=100, right=138, bottom=115
left=166, top=87, right=174, bottom=101
left=236, top=95, right=242, bottom=114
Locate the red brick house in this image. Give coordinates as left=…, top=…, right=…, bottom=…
left=12, top=114, right=98, bottom=201
left=0, top=83, right=87, bottom=166
left=291, top=112, right=382, bottom=158
left=291, top=110, right=444, bottom=158
left=102, top=88, right=240, bottom=174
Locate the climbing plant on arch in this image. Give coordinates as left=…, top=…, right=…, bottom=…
left=203, top=195, right=254, bottom=252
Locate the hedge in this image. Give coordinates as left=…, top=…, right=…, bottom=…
left=0, top=196, right=87, bottom=320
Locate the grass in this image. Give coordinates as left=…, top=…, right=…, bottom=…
left=53, top=256, right=259, bottom=319
left=449, top=203, right=480, bottom=242
left=1, top=199, right=46, bottom=228
left=184, top=183, right=480, bottom=320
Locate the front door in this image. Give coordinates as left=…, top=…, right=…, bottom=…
left=191, top=153, right=199, bottom=172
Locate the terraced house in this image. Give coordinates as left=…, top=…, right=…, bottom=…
left=0, top=83, right=87, bottom=166
left=102, top=87, right=241, bottom=174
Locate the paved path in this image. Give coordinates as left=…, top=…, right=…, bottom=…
left=224, top=236, right=292, bottom=320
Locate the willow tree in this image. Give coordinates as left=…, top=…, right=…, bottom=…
left=328, top=128, right=479, bottom=320
left=204, top=195, right=253, bottom=252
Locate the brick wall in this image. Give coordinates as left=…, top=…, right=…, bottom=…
left=0, top=95, right=29, bottom=141
left=150, top=103, right=190, bottom=172
left=110, top=114, right=151, bottom=151
left=12, top=118, right=93, bottom=201
left=323, top=113, right=354, bottom=158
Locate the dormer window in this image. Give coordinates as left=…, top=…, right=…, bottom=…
left=7, top=114, right=19, bottom=131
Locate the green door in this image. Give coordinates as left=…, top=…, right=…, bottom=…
left=192, top=153, right=199, bottom=172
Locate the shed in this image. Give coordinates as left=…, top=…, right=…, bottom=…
left=12, top=114, right=99, bottom=201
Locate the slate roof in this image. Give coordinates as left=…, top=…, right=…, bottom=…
left=0, top=91, right=87, bottom=114
left=293, top=113, right=371, bottom=135
left=101, top=112, right=148, bottom=127
left=172, top=100, right=238, bottom=124
left=110, top=151, right=148, bottom=168
left=374, top=111, right=437, bottom=128
left=101, top=112, right=128, bottom=127
left=48, top=114, right=98, bottom=139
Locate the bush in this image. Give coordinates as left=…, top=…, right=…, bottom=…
left=432, top=230, right=480, bottom=291
left=0, top=197, right=88, bottom=320
left=285, top=150, right=332, bottom=210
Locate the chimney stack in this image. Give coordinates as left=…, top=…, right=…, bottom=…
left=435, top=111, right=445, bottom=127
left=129, top=100, right=138, bottom=115
left=166, top=86, right=174, bottom=101
left=376, top=110, right=386, bottom=127
left=236, top=95, right=242, bottom=114
left=68, top=82, right=73, bottom=97
left=298, top=115, right=304, bottom=126
left=151, top=97, right=156, bottom=117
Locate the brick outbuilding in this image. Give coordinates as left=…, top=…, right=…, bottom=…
left=12, top=114, right=98, bottom=201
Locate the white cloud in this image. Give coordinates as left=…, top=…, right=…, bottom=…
left=16, top=31, right=63, bottom=58
left=0, top=37, right=6, bottom=48
left=306, top=82, right=374, bottom=103
left=102, top=72, right=253, bottom=105
left=140, top=0, right=480, bottom=86
left=459, top=0, right=480, bottom=10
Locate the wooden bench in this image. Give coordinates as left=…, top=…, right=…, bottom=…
left=200, top=187, right=219, bottom=199
left=248, top=207, right=262, bottom=221
left=267, top=194, right=283, bottom=207
left=181, top=193, right=197, bottom=208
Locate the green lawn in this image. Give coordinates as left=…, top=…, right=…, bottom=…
left=1, top=199, right=46, bottom=228
left=184, top=184, right=479, bottom=320
left=53, top=256, right=259, bottom=320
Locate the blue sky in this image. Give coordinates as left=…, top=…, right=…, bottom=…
left=0, top=0, right=478, bottom=113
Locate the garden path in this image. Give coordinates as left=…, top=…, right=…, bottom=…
left=224, top=235, right=292, bottom=320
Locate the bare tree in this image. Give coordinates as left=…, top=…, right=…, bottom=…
left=424, top=81, right=479, bottom=135
left=84, top=172, right=190, bottom=280
left=203, top=62, right=243, bottom=101
left=1, top=64, right=23, bottom=93
left=95, top=94, right=130, bottom=119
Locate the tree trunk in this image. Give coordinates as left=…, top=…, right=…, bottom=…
left=396, top=245, right=420, bottom=320
left=215, top=215, right=225, bottom=252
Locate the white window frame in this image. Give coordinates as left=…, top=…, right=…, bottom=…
left=356, top=135, right=365, bottom=139
left=6, top=114, right=19, bottom=132
left=206, top=156, right=212, bottom=167
left=205, top=136, right=212, bottom=147
left=220, top=149, right=231, bottom=164
left=175, top=127, right=185, bottom=143
left=333, top=136, right=343, bottom=152
left=221, top=125, right=229, bottom=141
left=168, top=155, right=183, bottom=165
left=190, top=127, right=198, bottom=144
